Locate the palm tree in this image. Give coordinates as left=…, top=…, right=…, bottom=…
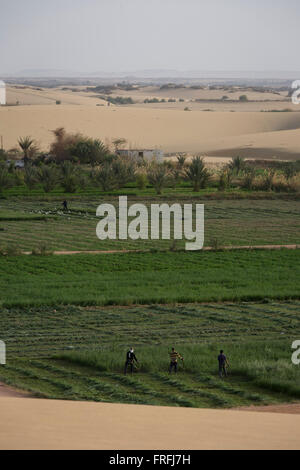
left=185, top=156, right=210, bottom=191
left=18, top=136, right=35, bottom=165
left=227, top=156, right=246, bottom=175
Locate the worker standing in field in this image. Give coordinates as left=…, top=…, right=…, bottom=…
left=169, top=347, right=184, bottom=374
left=218, top=350, right=229, bottom=378
left=124, top=347, right=138, bottom=375
left=62, top=200, right=68, bottom=211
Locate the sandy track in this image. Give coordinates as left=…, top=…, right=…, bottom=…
left=0, top=383, right=29, bottom=398
left=0, top=397, right=299, bottom=450
left=21, top=245, right=300, bottom=256
left=236, top=404, right=300, bottom=415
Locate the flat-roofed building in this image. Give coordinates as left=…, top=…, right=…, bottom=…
left=0, top=81, right=6, bottom=105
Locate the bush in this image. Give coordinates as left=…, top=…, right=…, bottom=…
left=31, top=243, right=53, bottom=256
left=136, top=173, right=148, bottom=190
left=218, top=170, right=232, bottom=191
left=147, top=163, right=170, bottom=195
left=103, top=96, right=134, bottom=105
left=239, top=95, right=248, bottom=102
left=0, top=162, right=13, bottom=193
left=60, top=161, right=79, bottom=193
left=93, top=163, right=116, bottom=192
left=112, top=158, right=136, bottom=189
left=38, top=165, right=59, bottom=193
left=241, top=168, right=256, bottom=190
left=24, top=164, right=39, bottom=190
left=144, top=98, right=160, bottom=103
left=69, top=138, right=109, bottom=166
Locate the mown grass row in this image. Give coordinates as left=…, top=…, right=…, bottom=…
left=1, top=198, right=299, bottom=251
left=1, top=302, right=300, bottom=359
left=0, top=301, right=299, bottom=408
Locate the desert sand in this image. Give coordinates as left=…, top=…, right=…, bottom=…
left=1, top=85, right=299, bottom=159
left=0, top=396, right=299, bottom=450
left=1, top=102, right=300, bottom=158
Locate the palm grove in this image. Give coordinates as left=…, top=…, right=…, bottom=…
left=0, top=128, right=300, bottom=195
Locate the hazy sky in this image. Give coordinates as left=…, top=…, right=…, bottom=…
left=0, top=0, right=299, bottom=75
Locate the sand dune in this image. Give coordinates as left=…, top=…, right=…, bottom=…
left=1, top=103, right=300, bottom=158
left=0, top=397, right=299, bottom=450
left=6, top=86, right=107, bottom=107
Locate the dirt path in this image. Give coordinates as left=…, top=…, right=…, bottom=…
left=22, top=244, right=300, bottom=256
left=0, top=397, right=299, bottom=450
left=0, top=382, right=29, bottom=398
left=236, top=403, right=300, bottom=415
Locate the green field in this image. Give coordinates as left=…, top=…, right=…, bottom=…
left=0, top=250, right=299, bottom=308
left=0, top=302, right=299, bottom=408
left=0, top=198, right=299, bottom=251
left=1, top=192, right=299, bottom=410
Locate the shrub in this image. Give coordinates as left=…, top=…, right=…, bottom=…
left=260, top=170, right=276, bottom=191
left=31, top=243, right=53, bottom=256
left=136, top=173, right=148, bottom=190
left=147, top=163, right=170, bottom=195
left=218, top=169, right=232, bottom=191
left=24, top=164, right=39, bottom=190
left=112, top=158, right=136, bottom=189
left=0, top=162, right=13, bottom=193
left=239, top=95, right=248, bottom=102
left=93, top=163, right=116, bottom=192
left=38, top=165, right=59, bottom=193
left=241, top=167, right=256, bottom=190
left=60, top=161, right=79, bottom=193
left=69, top=138, right=109, bottom=166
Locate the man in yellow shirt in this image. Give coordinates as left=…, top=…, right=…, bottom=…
left=169, top=347, right=183, bottom=374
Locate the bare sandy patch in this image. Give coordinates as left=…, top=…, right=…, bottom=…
left=0, top=397, right=299, bottom=450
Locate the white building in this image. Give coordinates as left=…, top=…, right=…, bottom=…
left=116, top=148, right=164, bottom=163
left=0, top=81, right=6, bottom=105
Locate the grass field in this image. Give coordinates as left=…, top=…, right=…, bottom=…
left=0, top=302, right=299, bottom=408
left=1, top=191, right=299, bottom=410
left=0, top=198, right=299, bottom=251
left=0, top=249, right=299, bottom=308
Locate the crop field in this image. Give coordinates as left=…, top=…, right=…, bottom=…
left=0, top=249, right=299, bottom=308
left=0, top=198, right=299, bottom=252
left=0, top=302, right=299, bottom=408
left=0, top=192, right=299, bottom=411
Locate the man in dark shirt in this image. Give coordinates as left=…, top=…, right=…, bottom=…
left=124, top=347, right=138, bottom=375
left=218, top=350, right=229, bottom=378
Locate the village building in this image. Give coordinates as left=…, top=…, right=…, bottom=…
left=116, top=148, right=164, bottom=163
left=0, top=80, right=6, bottom=105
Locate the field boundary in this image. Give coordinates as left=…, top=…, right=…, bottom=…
left=21, top=244, right=300, bottom=255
